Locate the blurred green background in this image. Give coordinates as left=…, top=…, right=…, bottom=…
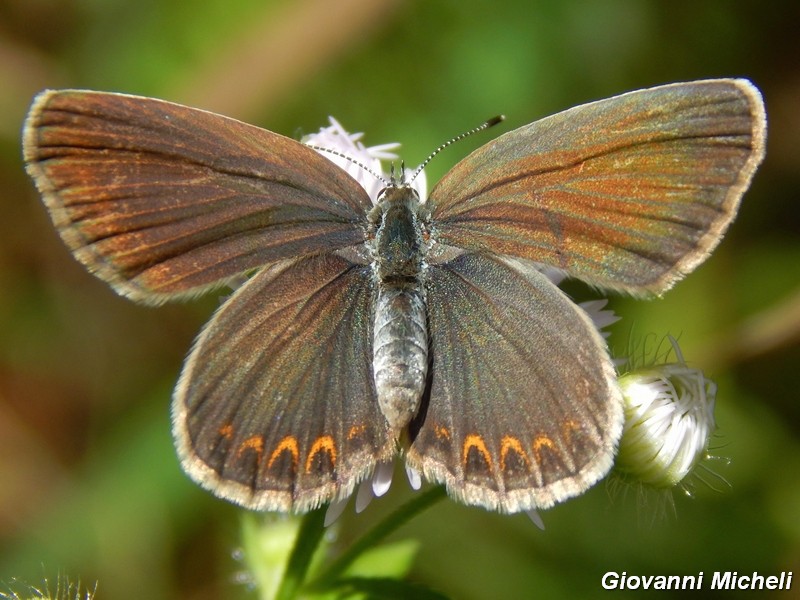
left=1, top=0, right=799, bottom=598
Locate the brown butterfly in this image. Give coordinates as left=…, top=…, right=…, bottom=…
left=23, top=79, right=766, bottom=513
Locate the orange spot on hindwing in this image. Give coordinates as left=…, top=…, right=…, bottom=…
left=532, top=434, right=556, bottom=459
left=499, top=435, right=531, bottom=474
left=532, top=433, right=571, bottom=481
left=267, top=436, right=300, bottom=473
left=462, top=434, right=497, bottom=488
left=435, top=424, right=451, bottom=440
left=236, top=435, right=264, bottom=458
left=560, top=418, right=587, bottom=454
left=305, top=435, right=337, bottom=474
left=347, top=424, right=366, bottom=440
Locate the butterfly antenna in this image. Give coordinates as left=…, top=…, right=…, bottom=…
left=408, top=115, right=505, bottom=183
left=306, top=144, right=388, bottom=186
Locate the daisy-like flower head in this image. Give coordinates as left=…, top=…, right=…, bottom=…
left=615, top=337, right=718, bottom=491
left=302, top=117, right=427, bottom=204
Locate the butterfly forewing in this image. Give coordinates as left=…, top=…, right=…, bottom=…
left=428, top=79, right=766, bottom=294
left=23, top=90, right=372, bottom=303
left=407, top=253, right=622, bottom=512
left=173, top=253, right=393, bottom=512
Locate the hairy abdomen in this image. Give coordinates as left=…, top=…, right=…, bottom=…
left=373, top=281, right=427, bottom=431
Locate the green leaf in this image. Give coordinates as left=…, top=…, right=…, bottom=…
left=240, top=509, right=328, bottom=600
left=308, top=487, right=446, bottom=592
left=330, top=576, right=451, bottom=600
left=343, top=539, right=420, bottom=580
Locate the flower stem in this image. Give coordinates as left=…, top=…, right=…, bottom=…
left=273, top=508, right=327, bottom=600
left=308, top=486, right=446, bottom=592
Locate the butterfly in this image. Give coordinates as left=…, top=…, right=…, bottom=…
left=23, top=79, right=766, bottom=514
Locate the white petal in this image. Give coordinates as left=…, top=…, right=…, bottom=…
left=372, top=461, right=394, bottom=497
left=324, top=497, right=349, bottom=527
left=526, top=509, right=545, bottom=530
left=405, top=466, right=422, bottom=490
left=355, top=480, right=374, bottom=513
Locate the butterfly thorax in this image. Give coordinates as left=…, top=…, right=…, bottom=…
left=367, top=186, right=430, bottom=433
left=368, top=186, right=429, bottom=280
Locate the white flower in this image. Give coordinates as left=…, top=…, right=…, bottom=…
left=302, top=117, right=427, bottom=203
left=615, top=337, right=718, bottom=490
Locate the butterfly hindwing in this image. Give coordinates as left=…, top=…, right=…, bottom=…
left=407, top=253, right=623, bottom=513
left=173, top=253, right=393, bottom=512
